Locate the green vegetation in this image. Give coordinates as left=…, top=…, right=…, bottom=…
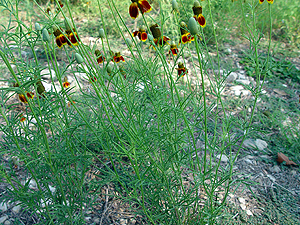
left=0, top=0, right=299, bottom=224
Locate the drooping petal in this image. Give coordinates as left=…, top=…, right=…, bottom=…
left=171, top=48, right=178, bottom=56
left=181, top=34, right=188, bottom=44
left=138, top=0, right=152, bottom=14
left=97, top=56, right=105, bottom=64
left=267, top=0, right=273, bottom=3
left=68, top=32, right=79, bottom=46
left=56, top=37, right=63, bottom=48
left=26, top=92, right=34, bottom=99
left=18, top=94, right=28, bottom=103
left=90, top=76, right=97, bottom=82
left=259, top=0, right=264, bottom=4
left=141, top=32, right=148, bottom=41
left=59, top=34, right=68, bottom=46
left=188, top=33, right=195, bottom=42
left=63, top=81, right=70, bottom=88
left=132, top=31, right=139, bottom=37
left=113, top=56, right=121, bottom=63
left=197, top=14, right=206, bottom=28
left=120, top=56, right=125, bottom=62
left=129, top=2, right=139, bottom=19
left=176, top=68, right=187, bottom=77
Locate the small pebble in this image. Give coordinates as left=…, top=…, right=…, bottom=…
left=0, top=215, right=8, bottom=223
left=0, top=202, right=8, bottom=212
left=12, top=205, right=21, bottom=214
left=246, top=209, right=253, bottom=216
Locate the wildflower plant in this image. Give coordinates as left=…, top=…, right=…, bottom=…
left=0, top=0, right=275, bottom=224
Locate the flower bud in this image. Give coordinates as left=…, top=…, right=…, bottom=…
left=171, top=0, right=179, bottom=11
left=42, top=28, right=50, bottom=42
left=99, top=28, right=105, bottom=38
left=125, top=38, right=133, bottom=47
left=193, top=0, right=200, bottom=7
left=35, top=22, right=41, bottom=31
left=106, top=64, right=113, bottom=74
left=188, top=17, right=198, bottom=35
left=75, top=53, right=84, bottom=64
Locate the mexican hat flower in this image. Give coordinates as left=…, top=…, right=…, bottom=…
left=65, top=18, right=80, bottom=46
left=113, top=52, right=125, bottom=63
left=18, top=92, right=34, bottom=104
left=95, top=50, right=106, bottom=64
left=63, top=77, right=70, bottom=88
left=150, top=24, right=170, bottom=48
left=176, top=62, right=188, bottom=77
left=52, top=25, right=69, bottom=48
left=192, top=1, right=206, bottom=28
left=89, top=76, right=97, bottom=82
left=129, top=0, right=152, bottom=19
left=169, top=42, right=179, bottom=56
left=132, top=27, right=148, bottom=42
left=20, top=114, right=26, bottom=122
left=179, top=22, right=194, bottom=44
left=259, top=0, right=273, bottom=4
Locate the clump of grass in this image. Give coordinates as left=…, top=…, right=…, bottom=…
left=0, top=0, right=276, bottom=223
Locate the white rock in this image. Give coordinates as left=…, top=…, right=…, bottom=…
left=270, top=165, right=281, bottom=173
left=0, top=202, right=8, bottom=212
left=267, top=174, right=276, bottom=182
left=255, top=139, right=267, bottom=150
left=43, top=82, right=61, bottom=92
left=93, top=218, right=100, bottom=223
left=74, top=72, right=88, bottom=80
left=41, top=69, right=56, bottom=80
left=240, top=203, right=247, bottom=210
left=242, top=158, right=253, bottom=164
left=4, top=220, right=11, bottom=225
left=238, top=74, right=246, bottom=80
left=0, top=215, right=8, bottom=223
left=226, top=73, right=238, bottom=83
left=84, top=217, right=92, bottom=222
left=238, top=197, right=246, bottom=204
left=120, top=219, right=127, bottom=225
left=29, top=179, right=37, bottom=189
left=236, top=79, right=250, bottom=86
left=230, top=85, right=244, bottom=91
left=12, top=205, right=21, bottom=214
left=246, top=209, right=253, bottom=216
left=243, top=139, right=256, bottom=148
left=216, top=154, right=228, bottom=163
left=49, top=185, right=56, bottom=194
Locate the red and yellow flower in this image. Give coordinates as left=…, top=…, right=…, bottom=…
left=53, top=26, right=69, bottom=48
left=95, top=50, right=106, bottom=64
left=90, top=76, right=97, bottom=82
left=18, top=92, right=34, bottom=104
left=64, top=18, right=80, bottom=46
left=179, top=22, right=194, bottom=44
left=129, top=0, right=152, bottom=19
left=150, top=24, right=170, bottom=48
left=169, top=42, right=179, bottom=56
left=113, top=52, right=125, bottom=63
left=20, top=114, right=26, bottom=122
left=63, top=77, right=70, bottom=88
left=176, top=62, right=188, bottom=77
left=66, top=29, right=79, bottom=46
left=132, top=27, right=148, bottom=42
left=259, top=0, right=273, bottom=4
left=193, top=3, right=206, bottom=28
